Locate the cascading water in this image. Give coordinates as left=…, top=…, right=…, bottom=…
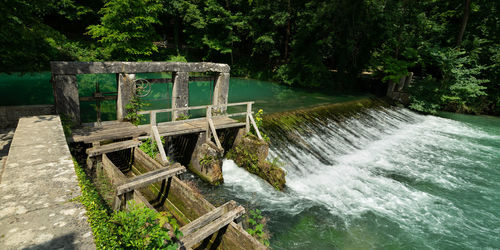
left=217, top=105, right=500, bottom=249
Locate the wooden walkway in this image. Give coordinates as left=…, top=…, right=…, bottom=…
left=71, top=116, right=245, bottom=143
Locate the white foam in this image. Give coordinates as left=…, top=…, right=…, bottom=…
left=221, top=107, right=497, bottom=238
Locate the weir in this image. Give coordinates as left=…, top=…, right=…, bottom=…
left=48, top=61, right=270, bottom=249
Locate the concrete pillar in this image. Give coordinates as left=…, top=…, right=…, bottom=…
left=52, top=74, right=80, bottom=124
left=189, top=132, right=224, bottom=185
left=172, top=72, right=189, bottom=120
left=212, top=72, right=230, bottom=112
left=117, top=73, right=136, bottom=121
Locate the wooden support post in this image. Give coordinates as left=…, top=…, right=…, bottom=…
left=213, top=72, right=230, bottom=113
left=52, top=74, right=80, bottom=124
left=117, top=73, right=136, bottom=121
left=245, top=102, right=251, bottom=134
left=151, top=125, right=168, bottom=165
left=206, top=107, right=223, bottom=150
left=248, top=114, right=263, bottom=140
left=172, top=71, right=189, bottom=121
left=150, top=111, right=157, bottom=126
left=208, top=118, right=223, bottom=151
left=206, top=107, right=211, bottom=142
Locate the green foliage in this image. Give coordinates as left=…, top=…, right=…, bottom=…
left=111, top=202, right=181, bottom=249
left=125, top=96, right=149, bottom=126
left=408, top=48, right=489, bottom=114
left=87, top=0, right=163, bottom=60
left=72, top=158, right=180, bottom=249
left=60, top=114, right=77, bottom=138
left=199, top=154, right=215, bottom=167
left=139, top=137, right=166, bottom=160
left=245, top=209, right=270, bottom=246
left=227, top=143, right=260, bottom=173
left=167, top=54, right=188, bottom=62
left=175, top=113, right=191, bottom=121
left=251, top=109, right=270, bottom=142
left=2, top=0, right=500, bottom=114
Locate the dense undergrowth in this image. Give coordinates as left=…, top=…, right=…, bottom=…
left=72, top=158, right=181, bottom=249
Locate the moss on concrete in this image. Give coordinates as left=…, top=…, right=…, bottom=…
left=227, top=133, right=286, bottom=191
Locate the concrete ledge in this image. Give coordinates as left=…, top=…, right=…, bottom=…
left=0, top=115, right=94, bottom=249
left=50, top=61, right=230, bottom=74
left=0, top=105, right=55, bottom=128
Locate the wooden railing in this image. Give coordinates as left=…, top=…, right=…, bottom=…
left=137, top=102, right=262, bottom=164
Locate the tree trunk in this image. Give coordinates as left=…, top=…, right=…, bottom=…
left=456, top=0, right=471, bottom=47
left=284, top=0, right=291, bottom=63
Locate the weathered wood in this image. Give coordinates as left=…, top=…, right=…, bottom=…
left=151, top=125, right=168, bottom=164
left=130, top=161, right=267, bottom=250
left=180, top=201, right=237, bottom=236
left=208, top=117, right=223, bottom=150
left=102, top=154, right=128, bottom=186
left=74, top=116, right=244, bottom=142
left=133, top=147, right=164, bottom=170
left=181, top=206, right=245, bottom=248
left=116, top=166, right=186, bottom=195
left=248, top=114, right=263, bottom=140
left=50, top=61, right=230, bottom=74
left=72, top=126, right=147, bottom=143
left=246, top=103, right=251, bottom=134
left=86, top=140, right=141, bottom=157
left=81, top=120, right=129, bottom=128
left=137, top=101, right=254, bottom=115
left=79, top=95, right=117, bottom=102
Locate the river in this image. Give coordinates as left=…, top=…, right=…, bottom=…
left=1, top=73, right=498, bottom=249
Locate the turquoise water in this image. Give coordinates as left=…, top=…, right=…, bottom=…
left=0, top=72, right=367, bottom=122
left=3, top=72, right=498, bottom=249
left=209, top=108, right=500, bottom=249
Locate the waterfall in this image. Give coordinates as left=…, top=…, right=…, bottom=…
left=220, top=104, right=500, bottom=249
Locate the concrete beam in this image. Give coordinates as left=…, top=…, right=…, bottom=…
left=172, top=72, right=189, bottom=120
left=52, top=74, right=80, bottom=124
left=212, top=72, right=230, bottom=112
left=117, top=73, right=136, bottom=121
left=50, top=61, right=230, bottom=74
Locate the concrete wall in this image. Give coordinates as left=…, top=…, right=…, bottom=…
left=0, top=105, right=55, bottom=128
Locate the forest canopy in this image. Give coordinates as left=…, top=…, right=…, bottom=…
left=0, top=0, right=498, bottom=114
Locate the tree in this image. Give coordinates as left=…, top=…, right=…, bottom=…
left=87, top=0, right=163, bottom=60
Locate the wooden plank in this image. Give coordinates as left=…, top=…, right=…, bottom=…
left=181, top=206, right=245, bottom=248
left=116, top=166, right=186, bottom=195
left=248, top=114, right=263, bottom=140
left=102, top=154, right=127, bottom=186
left=80, top=121, right=134, bottom=130
left=180, top=201, right=237, bottom=236
left=151, top=125, right=168, bottom=164
left=133, top=147, right=164, bottom=170
left=137, top=102, right=254, bottom=115
left=86, top=140, right=141, bottom=157
left=208, top=118, right=223, bottom=150
left=79, top=95, right=117, bottom=102
left=73, top=127, right=147, bottom=143
left=246, top=103, right=251, bottom=133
